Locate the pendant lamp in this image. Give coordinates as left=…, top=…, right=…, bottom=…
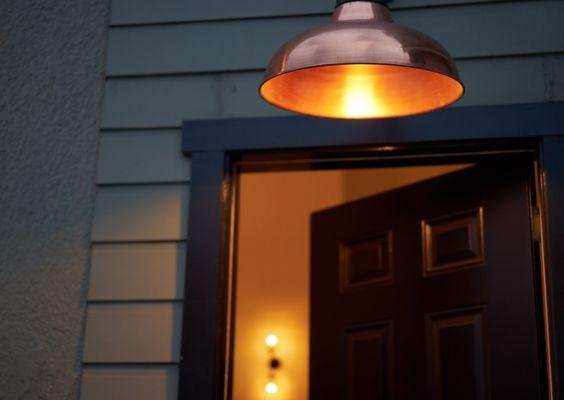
left=259, top=0, right=464, bottom=119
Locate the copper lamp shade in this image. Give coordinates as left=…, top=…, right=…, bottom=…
left=259, top=0, right=464, bottom=119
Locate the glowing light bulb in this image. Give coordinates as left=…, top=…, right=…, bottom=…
left=265, top=334, right=279, bottom=348
left=344, top=86, right=375, bottom=118
left=341, top=67, right=387, bottom=118
left=265, top=382, right=279, bottom=395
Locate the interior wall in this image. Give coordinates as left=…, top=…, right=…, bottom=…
left=233, top=164, right=469, bottom=400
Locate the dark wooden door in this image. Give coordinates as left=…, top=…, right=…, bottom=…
left=310, top=161, right=543, bottom=400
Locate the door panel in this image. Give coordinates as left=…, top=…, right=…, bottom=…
left=426, top=307, right=487, bottom=400
left=421, top=208, right=484, bottom=276
left=346, top=323, right=393, bottom=400
left=341, top=231, right=393, bottom=290
left=310, top=161, right=542, bottom=400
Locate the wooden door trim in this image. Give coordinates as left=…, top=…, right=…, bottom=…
left=178, top=102, right=564, bottom=400
left=182, top=102, right=564, bottom=154
left=538, top=137, right=564, bottom=400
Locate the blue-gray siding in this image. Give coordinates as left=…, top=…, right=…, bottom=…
left=110, top=0, right=506, bottom=25
left=106, top=1, right=564, bottom=76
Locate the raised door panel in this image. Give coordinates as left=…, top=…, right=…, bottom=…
left=345, top=324, right=393, bottom=400
left=340, top=231, right=394, bottom=290
left=426, top=308, right=488, bottom=400
left=422, top=208, right=484, bottom=276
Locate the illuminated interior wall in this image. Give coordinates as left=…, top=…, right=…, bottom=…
left=233, top=165, right=469, bottom=400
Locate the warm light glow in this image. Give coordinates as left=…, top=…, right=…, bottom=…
left=260, top=64, right=464, bottom=119
left=265, top=334, right=279, bottom=348
left=265, top=382, right=279, bottom=395
left=342, top=70, right=386, bottom=118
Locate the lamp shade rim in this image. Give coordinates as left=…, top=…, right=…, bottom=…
left=259, top=62, right=465, bottom=120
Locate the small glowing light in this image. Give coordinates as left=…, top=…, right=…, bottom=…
left=342, top=69, right=387, bottom=118
left=265, top=334, right=279, bottom=348
left=265, top=382, right=279, bottom=395
left=343, top=85, right=377, bottom=118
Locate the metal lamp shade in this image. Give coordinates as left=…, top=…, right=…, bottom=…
left=259, top=1, right=464, bottom=119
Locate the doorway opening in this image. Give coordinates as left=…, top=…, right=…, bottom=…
left=226, top=146, right=550, bottom=400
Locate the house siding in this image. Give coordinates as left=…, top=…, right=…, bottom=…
left=81, top=0, right=564, bottom=398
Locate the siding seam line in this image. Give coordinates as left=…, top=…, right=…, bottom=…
left=103, top=51, right=564, bottom=80
left=87, top=299, right=184, bottom=304
left=83, top=362, right=180, bottom=366
left=96, top=180, right=191, bottom=187
left=91, top=239, right=187, bottom=245
left=108, top=0, right=528, bottom=27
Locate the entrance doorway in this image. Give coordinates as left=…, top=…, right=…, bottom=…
left=231, top=153, right=545, bottom=399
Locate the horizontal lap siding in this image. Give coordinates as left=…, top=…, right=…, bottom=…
left=91, top=185, right=189, bottom=242
left=101, top=54, right=564, bottom=128
left=83, top=183, right=188, bottom=398
left=102, top=76, right=226, bottom=128
left=81, top=366, right=178, bottom=400
left=97, top=130, right=190, bottom=184
left=83, top=302, right=183, bottom=363
left=106, top=1, right=564, bottom=76
left=110, top=0, right=503, bottom=25
left=89, top=243, right=186, bottom=301
left=84, top=1, right=564, bottom=399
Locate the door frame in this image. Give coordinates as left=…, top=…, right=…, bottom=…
left=178, top=101, right=564, bottom=400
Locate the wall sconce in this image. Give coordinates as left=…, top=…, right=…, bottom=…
left=264, top=334, right=281, bottom=395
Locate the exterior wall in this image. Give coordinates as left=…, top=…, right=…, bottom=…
left=0, top=0, right=110, bottom=399
left=82, top=0, right=564, bottom=399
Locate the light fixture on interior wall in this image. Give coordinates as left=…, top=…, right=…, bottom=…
left=264, top=334, right=281, bottom=395
left=259, top=0, right=464, bottom=119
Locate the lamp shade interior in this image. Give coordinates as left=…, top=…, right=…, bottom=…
left=260, top=64, right=464, bottom=119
